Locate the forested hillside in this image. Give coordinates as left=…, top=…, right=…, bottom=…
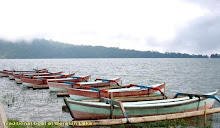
left=0, top=39, right=209, bottom=59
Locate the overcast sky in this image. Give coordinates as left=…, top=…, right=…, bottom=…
left=0, top=0, right=219, bottom=55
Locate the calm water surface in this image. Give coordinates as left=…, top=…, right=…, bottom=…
left=0, top=58, right=220, bottom=126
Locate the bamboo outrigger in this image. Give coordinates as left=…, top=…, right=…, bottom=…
left=57, top=92, right=69, bottom=97
left=72, top=107, right=220, bottom=126
left=27, top=85, right=49, bottom=89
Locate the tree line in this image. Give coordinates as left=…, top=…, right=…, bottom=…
left=210, top=54, right=220, bottom=58
left=0, top=38, right=216, bottom=59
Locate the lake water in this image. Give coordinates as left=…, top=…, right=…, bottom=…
left=0, top=58, right=220, bottom=127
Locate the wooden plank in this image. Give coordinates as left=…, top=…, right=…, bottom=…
left=33, top=86, right=49, bottom=90
left=72, top=107, right=220, bottom=127
left=27, top=84, right=48, bottom=89
left=0, top=76, right=8, bottom=77
left=32, top=85, right=49, bottom=90
left=110, top=92, right=114, bottom=119
left=100, top=96, right=185, bottom=103
left=114, top=96, right=177, bottom=102
left=26, top=85, right=34, bottom=88
left=57, top=93, right=69, bottom=97
left=81, top=99, right=100, bottom=102
left=16, top=81, right=22, bottom=84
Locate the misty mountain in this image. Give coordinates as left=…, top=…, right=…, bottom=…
left=0, top=39, right=209, bottom=59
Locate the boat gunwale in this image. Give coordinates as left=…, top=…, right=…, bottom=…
left=65, top=91, right=217, bottom=109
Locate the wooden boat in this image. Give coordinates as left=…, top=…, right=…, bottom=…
left=0, top=70, right=8, bottom=77
left=10, top=72, right=33, bottom=80
left=9, top=69, right=48, bottom=80
left=0, top=68, right=47, bottom=77
left=48, top=77, right=121, bottom=92
left=48, top=75, right=92, bottom=92
left=64, top=90, right=220, bottom=120
left=67, top=83, right=165, bottom=100
left=72, top=107, right=220, bottom=126
left=21, top=73, right=75, bottom=86
left=14, top=71, right=63, bottom=84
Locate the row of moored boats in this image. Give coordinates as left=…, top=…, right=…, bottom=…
left=0, top=68, right=220, bottom=121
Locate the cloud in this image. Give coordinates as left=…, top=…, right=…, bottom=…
left=160, top=0, right=220, bottom=55
left=0, top=0, right=218, bottom=54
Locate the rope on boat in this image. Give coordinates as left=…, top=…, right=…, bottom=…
left=113, top=100, right=130, bottom=124
left=197, top=96, right=200, bottom=111
left=125, top=114, right=130, bottom=124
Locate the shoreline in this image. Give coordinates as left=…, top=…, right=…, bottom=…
left=0, top=100, right=8, bottom=128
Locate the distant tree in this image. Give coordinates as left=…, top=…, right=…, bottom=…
left=210, top=53, right=220, bottom=58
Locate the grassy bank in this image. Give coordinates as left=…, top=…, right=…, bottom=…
left=7, top=118, right=213, bottom=128
left=114, top=119, right=212, bottom=128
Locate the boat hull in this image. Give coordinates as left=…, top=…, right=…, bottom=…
left=65, top=97, right=215, bottom=120
left=9, top=75, right=15, bottom=80
left=21, top=73, right=75, bottom=86
left=22, top=82, right=37, bottom=86
left=49, top=87, right=67, bottom=92
left=15, top=78, right=22, bottom=84
left=48, top=77, right=119, bottom=92
left=0, top=73, right=8, bottom=77
left=48, top=82, right=74, bottom=92
left=21, top=78, right=44, bottom=86
left=48, top=75, right=91, bottom=92
left=0, top=69, right=48, bottom=78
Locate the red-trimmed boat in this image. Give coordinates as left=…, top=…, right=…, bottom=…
left=0, top=68, right=48, bottom=78
left=64, top=90, right=220, bottom=120
left=9, top=69, right=48, bottom=80
left=14, top=71, right=63, bottom=84
left=48, top=77, right=121, bottom=92
left=21, top=73, right=75, bottom=86
left=67, top=83, right=165, bottom=100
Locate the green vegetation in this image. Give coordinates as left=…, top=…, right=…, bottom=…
left=114, top=119, right=213, bottom=128
left=128, top=119, right=188, bottom=128
left=0, top=38, right=209, bottom=58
